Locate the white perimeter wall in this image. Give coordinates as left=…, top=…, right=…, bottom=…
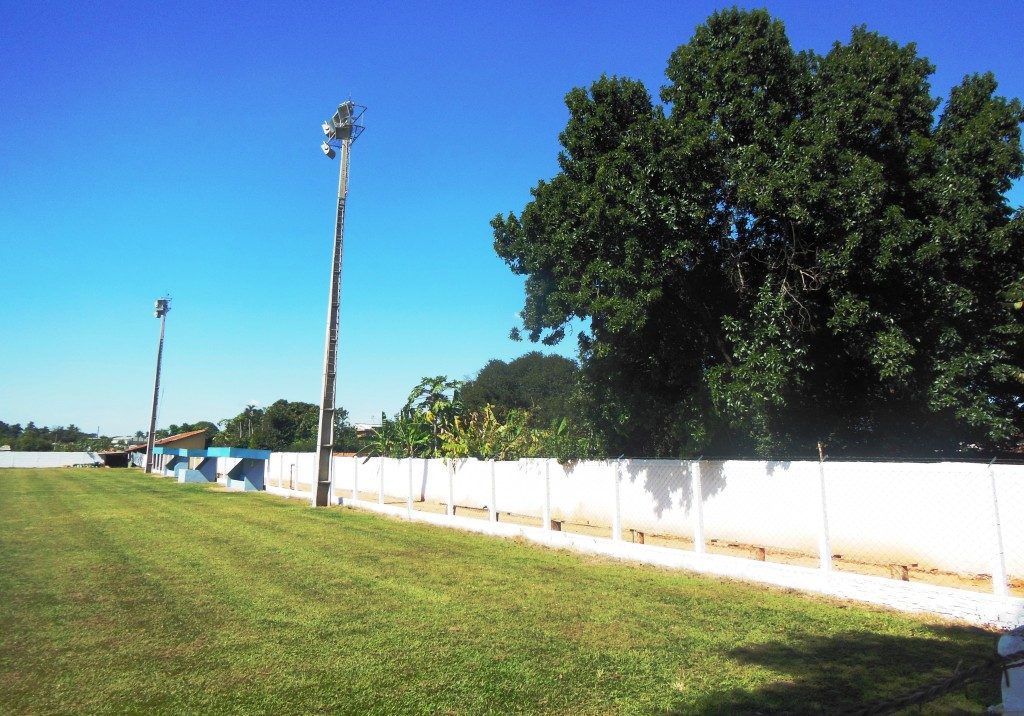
left=267, top=454, right=1024, bottom=578
left=0, top=451, right=102, bottom=468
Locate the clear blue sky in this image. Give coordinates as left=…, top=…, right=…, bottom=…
left=2, top=0, right=1022, bottom=436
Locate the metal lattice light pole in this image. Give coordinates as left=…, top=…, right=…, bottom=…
left=145, top=297, right=171, bottom=473
left=314, top=100, right=365, bottom=507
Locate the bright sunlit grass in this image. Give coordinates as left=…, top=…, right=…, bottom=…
left=0, top=468, right=1000, bottom=714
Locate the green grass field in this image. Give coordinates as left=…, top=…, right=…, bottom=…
left=0, top=468, right=1001, bottom=714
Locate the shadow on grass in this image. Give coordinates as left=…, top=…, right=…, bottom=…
left=675, top=624, right=999, bottom=715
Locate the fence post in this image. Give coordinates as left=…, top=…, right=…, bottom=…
left=489, top=459, right=498, bottom=522
left=447, top=460, right=455, bottom=516
left=542, top=460, right=551, bottom=531
left=406, top=457, right=414, bottom=516
left=377, top=458, right=384, bottom=504
left=692, top=459, right=706, bottom=554
left=816, top=442, right=833, bottom=572
left=611, top=459, right=622, bottom=541
left=351, top=457, right=359, bottom=503
left=329, top=463, right=336, bottom=502
left=988, top=459, right=1009, bottom=597
left=998, top=627, right=1024, bottom=712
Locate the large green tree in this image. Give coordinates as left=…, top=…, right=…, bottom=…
left=213, top=400, right=358, bottom=452
left=493, top=9, right=1024, bottom=457
left=461, top=352, right=579, bottom=428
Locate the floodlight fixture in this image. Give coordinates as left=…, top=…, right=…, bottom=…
left=319, top=100, right=365, bottom=160
left=321, top=142, right=336, bottom=159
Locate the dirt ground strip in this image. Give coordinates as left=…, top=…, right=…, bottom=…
left=342, top=489, right=1024, bottom=597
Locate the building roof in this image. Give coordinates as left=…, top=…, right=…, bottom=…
left=126, top=428, right=210, bottom=452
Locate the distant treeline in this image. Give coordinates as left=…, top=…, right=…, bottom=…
left=0, top=421, right=107, bottom=452
left=0, top=352, right=577, bottom=456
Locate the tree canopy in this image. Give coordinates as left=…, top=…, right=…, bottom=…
left=493, top=9, right=1024, bottom=457
left=212, top=400, right=358, bottom=453
left=461, top=352, right=579, bottom=428
left=363, top=374, right=601, bottom=462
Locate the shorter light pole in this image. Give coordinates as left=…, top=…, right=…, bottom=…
left=145, top=297, right=171, bottom=473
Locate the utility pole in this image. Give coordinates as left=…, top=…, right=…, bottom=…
left=314, top=101, right=365, bottom=507
left=145, top=297, right=171, bottom=473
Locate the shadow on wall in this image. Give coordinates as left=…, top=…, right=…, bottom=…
left=673, top=625, right=999, bottom=714
left=620, top=459, right=796, bottom=519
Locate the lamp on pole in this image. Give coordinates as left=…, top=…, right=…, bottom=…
left=145, top=297, right=171, bottom=473
left=314, top=100, right=365, bottom=507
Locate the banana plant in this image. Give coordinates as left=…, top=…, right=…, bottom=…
left=393, top=408, right=432, bottom=457
left=359, top=412, right=397, bottom=460
left=404, top=376, right=464, bottom=457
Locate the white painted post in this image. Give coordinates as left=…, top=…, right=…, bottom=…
left=816, top=442, right=833, bottom=572
left=997, top=627, right=1024, bottom=713
left=542, top=460, right=551, bottom=531
left=446, top=460, right=455, bottom=516
left=611, top=459, right=622, bottom=541
left=331, top=455, right=338, bottom=503
left=377, top=458, right=384, bottom=504
left=406, top=457, right=414, bottom=516
left=691, top=460, right=706, bottom=554
left=988, top=460, right=1009, bottom=597
left=351, top=457, right=359, bottom=503
left=489, top=459, right=497, bottom=522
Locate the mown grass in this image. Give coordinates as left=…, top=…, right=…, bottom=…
left=0, top=468, right=1001, bottom=714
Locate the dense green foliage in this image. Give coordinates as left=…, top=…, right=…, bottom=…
left=461, top=351, right=579, bottom=428
left=212, top=399, right=359, bottom=452
left=493, top=9, right=1024, bottom=458
left=0, top=469, right=999, bottom=713
left=364, top=375, right=601, bottom=462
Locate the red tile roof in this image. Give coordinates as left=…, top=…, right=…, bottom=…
left=126, top=428, right=210, bottom=452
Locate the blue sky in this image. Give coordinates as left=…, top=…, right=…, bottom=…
left=1, top=1, right=1022, bottom=436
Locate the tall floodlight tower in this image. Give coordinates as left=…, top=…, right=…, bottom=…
left=314, top=100, right=365, bottom=507
left=145, top=297, right=171, bottom=473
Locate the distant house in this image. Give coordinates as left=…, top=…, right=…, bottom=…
left=354, top=423, right=380, bottom=440
left=111, top=429, right=213, bottom=468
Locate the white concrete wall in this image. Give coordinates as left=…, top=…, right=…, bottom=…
left=267, top=453, right=1024, bottom=579
left=266, top=452, right=317, bottom=490
left=0, top=451, right=102, bottom=468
